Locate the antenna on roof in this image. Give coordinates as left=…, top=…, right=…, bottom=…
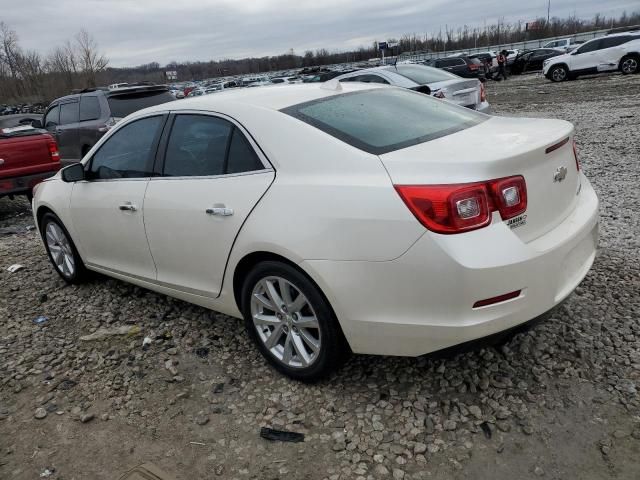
left=319, top=79, right=343, bottom=92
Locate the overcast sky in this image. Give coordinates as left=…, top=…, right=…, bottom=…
left=3, top=0, right=638, bottom=67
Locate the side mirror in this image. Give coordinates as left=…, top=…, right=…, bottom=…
left=31, top=119, right=43, bottom=128
left=61, top=163, right=85, bottom=183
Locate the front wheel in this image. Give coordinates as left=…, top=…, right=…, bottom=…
left=549, top=65, right=569, bottom=82
left=40, top=212, right=88, bottom=283
left=620, top=56, right=639, bottom=75
left=241, top=261, right=349, bottom=381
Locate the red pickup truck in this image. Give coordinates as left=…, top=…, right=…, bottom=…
left=0, top=125, right=61, bottom=201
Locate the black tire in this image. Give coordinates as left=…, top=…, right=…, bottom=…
left=40, top=212, right=88, bottom=284
left=549, top=65, right=569, bottom=82
left=241, top=261, right=349, bottom=381
left=619, top=55, right=639, bottom=75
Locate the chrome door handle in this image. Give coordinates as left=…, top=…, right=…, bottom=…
left=206, top=207, right=233, bottom=216
left=119, top=203, right=137, bottom=212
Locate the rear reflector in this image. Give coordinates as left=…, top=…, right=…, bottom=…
left=395, top=175, right=527, bottom=234
left=545, top=137, right=570, bottom=154
left=473, top=290, right=521, bottom=308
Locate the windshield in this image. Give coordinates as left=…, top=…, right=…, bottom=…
left=107, top=90, right=174, bottom=118
left=282, top=88, right=486, bottom=155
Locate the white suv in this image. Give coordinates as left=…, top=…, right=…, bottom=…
left=543, top=32, right=640, bottom=82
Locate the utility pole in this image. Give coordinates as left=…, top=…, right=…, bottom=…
left=547, top=0, right=551, bottom=24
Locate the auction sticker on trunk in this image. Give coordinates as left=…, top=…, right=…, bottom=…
left=507, top=214, right=527, bottom=229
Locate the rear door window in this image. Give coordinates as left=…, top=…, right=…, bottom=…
left=600, top=36, right=629, bottom=49
left=576, top=39, right=603, bottom=54
left=282, top=88, right=486, bottom=155
left=162, top=114, right=265, bottom=177
left=59, top=102, right=79, bottom=125
left=163, top=115, right=232, bottom=177
left=107, top=90, right=175, bottom=118
left=80, top=96, right=101, bottom=121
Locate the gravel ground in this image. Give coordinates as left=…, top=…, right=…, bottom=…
left=1, top=72, right=640, bottom=480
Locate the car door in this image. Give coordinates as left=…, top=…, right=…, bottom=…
left=57, top=99, right=80, bottom=161
left=69, top=114, right=166, bottom=279
left=595, top=36, right=629, bottom=71
left=569, top=39, right=603, bottom=72
left=143, top=113, right=274, bottom=297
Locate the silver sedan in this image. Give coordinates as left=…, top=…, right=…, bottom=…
left=334, top=64, right=490, bottom=113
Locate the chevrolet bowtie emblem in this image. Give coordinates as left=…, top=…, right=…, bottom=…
left=554, top=166, right=568, bottom=183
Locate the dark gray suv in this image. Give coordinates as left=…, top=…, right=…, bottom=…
left=38, top=85, right=175, bottom=163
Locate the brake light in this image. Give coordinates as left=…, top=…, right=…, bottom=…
left=47, top=136, right=60, bottom=162
left=395, top=175, right=527, bottom=234
left=480, top=82, right=486, bottom=102
left=469, top=63, right=479, bottom=71
left=572, top=139, right=580, bottom=171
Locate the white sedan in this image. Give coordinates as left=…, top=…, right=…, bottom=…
left=33, top=82, right=599, bottom=380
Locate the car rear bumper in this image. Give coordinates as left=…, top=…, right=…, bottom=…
left=0, top=169, right=59, bottom=197
left=302, top=174, right=599, bottom=356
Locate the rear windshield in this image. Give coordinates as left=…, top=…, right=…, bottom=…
left=390, top=65, right=458, bottom=84
left=282, top=88, right=487, bottom=155
left=107, top=90, right=174, bottom=118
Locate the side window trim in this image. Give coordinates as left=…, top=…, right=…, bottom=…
left=85, top=113, right=168, bottom=182
left=154, top=111, right=273, bottom=179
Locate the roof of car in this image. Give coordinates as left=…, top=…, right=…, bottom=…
left=140, top=82, right=384, bottom=115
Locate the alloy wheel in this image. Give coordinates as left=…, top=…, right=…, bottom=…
left=45, top=221, right=75, bottom=278
left=250, top=276, right=321, bottom=369
left=621, top=58, right=638, bottom=74
left=552, top=67, right=566, bottom=82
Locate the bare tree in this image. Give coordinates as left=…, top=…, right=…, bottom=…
left=74, top=29, right=108, bottom=86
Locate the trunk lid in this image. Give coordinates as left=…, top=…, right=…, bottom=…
left=428, top=79, right=481, bottom=109
left=380, top=116, right=580, bottom=243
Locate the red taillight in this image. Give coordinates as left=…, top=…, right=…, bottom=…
left=480, top=82, right=486, bottom=102
left=395, top=175, right=527, bottom=234
left=47, top=136, right=60, bottom=163
left=469, top=63, right=479, bottom=71
left=572, top=139, right=580, bottom=171
left=487, top=176, right=527, bottom=220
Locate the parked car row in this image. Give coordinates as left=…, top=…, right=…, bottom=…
left=1, top=103, right=46, bottom=115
